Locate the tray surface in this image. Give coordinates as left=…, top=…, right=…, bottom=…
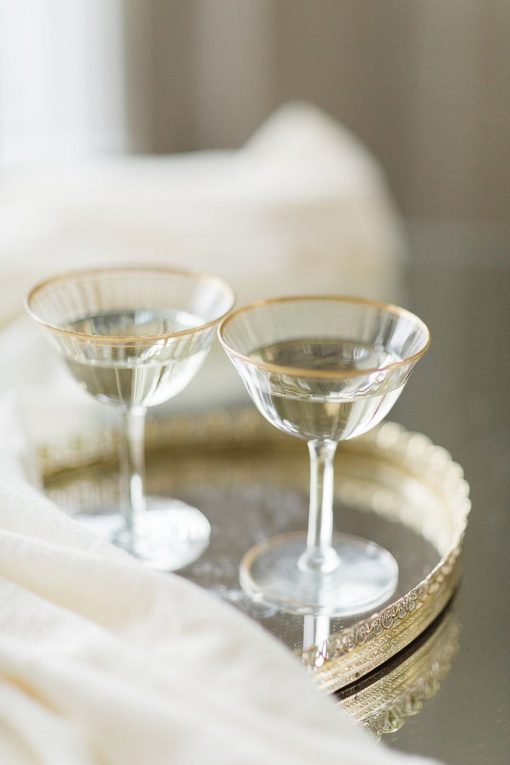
left=42, top=409, right=470, bottom=695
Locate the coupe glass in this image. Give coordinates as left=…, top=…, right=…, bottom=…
left=219, top=296, right=430, bottom=616
left=27, top=266, right=234, bottom=571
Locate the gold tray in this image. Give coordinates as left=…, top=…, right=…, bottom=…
left=41, top=409, right=470, bottom=696
left=339, top=603, right=460, bottom=739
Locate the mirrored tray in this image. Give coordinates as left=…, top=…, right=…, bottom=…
left=41, top=408, right=470, bottom=694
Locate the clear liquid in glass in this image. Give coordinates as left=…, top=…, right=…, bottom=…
left=249, top=337, right=404, bottom=441
left=65, top=308, right=206, bottom=408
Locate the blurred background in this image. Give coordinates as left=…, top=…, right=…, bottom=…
left=1, top=0, right=509, bottom=429
left=2, top=0, right=509, bottom=223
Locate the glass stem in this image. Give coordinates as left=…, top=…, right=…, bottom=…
left=119, top=406, right=147, bottom=550
left=298, top=439, right=340, bottom=574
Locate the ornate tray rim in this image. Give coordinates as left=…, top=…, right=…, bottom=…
left=339, top=606, right=460, bottom=738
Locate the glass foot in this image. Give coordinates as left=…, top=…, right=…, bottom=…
left=76, top=496, right=211, bottom=571
left=240, top=531, right=398, bottom=616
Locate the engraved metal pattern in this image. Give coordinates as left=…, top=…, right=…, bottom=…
left=340, top=609, right=460, bottom=738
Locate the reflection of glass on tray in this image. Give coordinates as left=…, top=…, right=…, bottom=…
left=41, top=409, right=470, bottom=692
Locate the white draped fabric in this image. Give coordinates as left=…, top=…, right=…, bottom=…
left=0, top=398, right=440, bottom=765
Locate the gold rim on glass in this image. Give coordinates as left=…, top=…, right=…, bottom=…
left=26, top=265, right=236, bottom=345
left=218, top=294, right=431, bottom=380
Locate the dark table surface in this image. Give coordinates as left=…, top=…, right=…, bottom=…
left=382, top=225, right=510, bottom=764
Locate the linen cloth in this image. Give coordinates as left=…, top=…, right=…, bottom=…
left=0, top=401, right=441, bottom=765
